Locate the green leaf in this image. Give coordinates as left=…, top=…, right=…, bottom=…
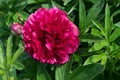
left=79, top=0, right=86, bottom=31
left=27, top=0, right=36, bottom=4
left=2, top=74, right=8, bottom=80
left=6, top=35, right=13, bottom=65
left=14, top=0, right=27, bottom=11
left=41, top=4, right=50, bottom=8
left=11, top=47, right=24, bottom=64
left=51, top=1, right=64, bottom=9
left=84, top=55, right=102, bottom=65
left=105, top=4, right=111, bottom=37
left=70, top=63, right=104, bottom=80
left=84, top=53, right=107, bottom=65
left=91, top=28, right=102, bottom=37
left=55, top=58, right=72, bottom=80
left=37, top=63, right=52, bottom=80
left=18, top=11, right=29, bottom=21
left=111, top=47, right=120, bottom=56
left=36, top=0, right=46, bottom=3
left=73, top=54, right=82, bottom=62
left=87, top=0, right=98, bottom=3
left=0, top=67, right=5, bottom=75
left=13, top=14, right=18, bottom=22
left=109, top=27, right=120, bottom=42
left=80, top=34, right=103, bottom=43
left=101, top=54, right=107, bottom=65
left=6, top=15, right=13, bottom=26
left=9, top=67, right=17, bottom=80
left=92, top=20, right=106, bottom=38
left=87, top=0, right=104, bottom=24
left=67, top=2, right=78, bottom=15
left=115, top=22, right=120, bottom=27
left=109, top=42, right=119, bottom=51
left=13, top=61, right=25, bottom=70
left=89, top=40, right=109, bottom=51
left=0, top=40, right=5, bottom=67
left=0, top=70, right=5, bottom=75
left=64, top=0, right=71, bottom=5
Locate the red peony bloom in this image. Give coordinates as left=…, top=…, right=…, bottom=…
left=22, top=7, right=79, bottom=64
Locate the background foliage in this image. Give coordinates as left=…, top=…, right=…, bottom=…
left=0, top=0, right=120, bottom=80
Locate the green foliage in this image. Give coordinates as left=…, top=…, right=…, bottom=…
left=70, top=63, right=104, bottom=80
left=87, top=0, right=104, bottom=25
left=84, top=53, right=107, bottom=65
left=0, top=40, right=5, bottom=68
left=6, top=35, right=13, bottom=65
left=0, top=0, right=120, bottom=80
left=0, top=36, right=24, bottom=80
left=79, top=0, right=86, bottom=32
left=55, top=57, right=72, bottom=80
left=37, top=63, right=52, bottom=80
left=105, top=4, right=111, bottom=38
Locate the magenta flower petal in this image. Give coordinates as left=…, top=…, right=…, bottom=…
left=22, top=7, right=80, bottom=64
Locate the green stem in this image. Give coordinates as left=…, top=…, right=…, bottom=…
left=108, top=56, right=118, bottom=80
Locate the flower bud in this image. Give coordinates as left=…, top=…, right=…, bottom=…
left=11, top=22, right=23, bottom=35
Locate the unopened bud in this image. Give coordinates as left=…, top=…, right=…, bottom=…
left=11, top=22, right=23, bottom=35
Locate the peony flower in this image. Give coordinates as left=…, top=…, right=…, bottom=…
left=11, top=22, right=23, bottom=35
left=22, top=7, right=79, bottom=64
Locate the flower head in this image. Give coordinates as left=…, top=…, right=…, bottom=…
left=11, top=22, right=23, bottom=35
left=22, top=7, right=79, bottom=64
